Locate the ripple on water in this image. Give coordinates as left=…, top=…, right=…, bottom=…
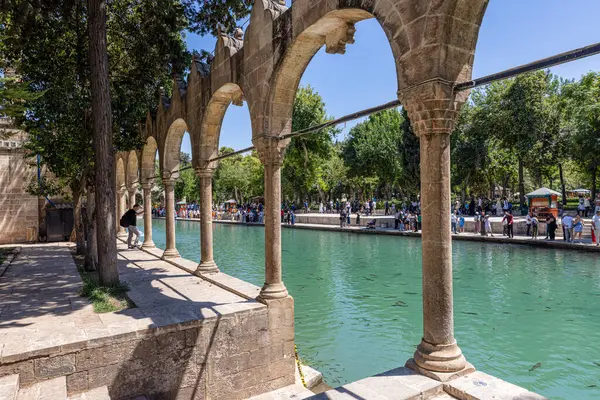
left=143, top=219, right=600, bottom=400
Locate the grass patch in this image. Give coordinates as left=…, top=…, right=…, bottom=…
left=78, top=268, right=133, bottom=313
left=70, top=249, right=134, bottom=313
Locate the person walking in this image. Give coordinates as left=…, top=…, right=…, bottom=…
left=504, top=211, right=514, bottom=238
left=584, top=196, right=591, bottom=217
left=120, top=204, right=143, bottom=249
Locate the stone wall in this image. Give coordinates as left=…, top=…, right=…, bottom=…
left=0, top=299, right=295, bottom=400
left=0, top=126, right=39, bottom=244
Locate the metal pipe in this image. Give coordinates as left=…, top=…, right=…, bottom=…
left=455, top=41, right=600, bottom=91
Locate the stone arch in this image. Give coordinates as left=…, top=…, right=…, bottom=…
left=266, top=7, right=393, bottom=136
left=198, top=83, right=245, bottom=165
left=141, top=136, right=158, bottom=184
left=126, top=150, right=139, bottom=189
left=163, top=118, right=190, bottom=176
left=116, top=157, right=125, bottom=190
left=263, top=0, right=490, bottom=136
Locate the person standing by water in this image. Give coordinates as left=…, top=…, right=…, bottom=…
left=531, top=215, right=539, bottom=239
left=547, top=215, right=558, bottom=240
left=356, top=210, right=361, bottom=226
left=451, top=211, right=458, bottom=234
left=526, top=212, right=532, bottom=237
left=340, top=207, right=347, bottom=228
left=592, top=209, right=600, bottom=246
left=562, top=214, right=574, bottom=242
left=504, top=211, right=514, bottom=238
left=584, top=196, right=591, bottom=217
left=394, top=210, right=400, bottom=230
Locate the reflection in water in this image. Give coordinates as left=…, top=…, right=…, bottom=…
left=142, top=219, right=600, bottom=400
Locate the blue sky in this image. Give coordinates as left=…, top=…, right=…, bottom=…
left=180, top=0, right=600, bottom=155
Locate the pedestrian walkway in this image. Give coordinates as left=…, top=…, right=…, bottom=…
left=0, top=242, right=263, bottom=364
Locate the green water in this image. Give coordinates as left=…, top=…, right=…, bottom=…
left=141, top=219, right=600, bottom=399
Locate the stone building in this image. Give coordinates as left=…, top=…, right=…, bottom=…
left=0, top=118, right=39, bottom=244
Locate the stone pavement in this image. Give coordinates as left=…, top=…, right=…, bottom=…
left=0, top=242, right=263, bottom=365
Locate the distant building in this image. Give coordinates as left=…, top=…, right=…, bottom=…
left=0, top=117, right=39, bottom=244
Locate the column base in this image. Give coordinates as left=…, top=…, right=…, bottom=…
left=406, top=338, right=474, bottom=382
left=257, top=282, right=289, bottom=301
left=196, top=260, right=219, bottom=274
left=406, top=358, right=474, bottom=382
left=141, top=240, right=155, bottom=249
left=161, top=248, right=180, bottom=259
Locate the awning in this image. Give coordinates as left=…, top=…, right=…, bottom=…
left=526, top=187, right=562, bottom=197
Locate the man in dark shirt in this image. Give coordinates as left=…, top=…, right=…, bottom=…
left=121, top=204, right=143, bottom=249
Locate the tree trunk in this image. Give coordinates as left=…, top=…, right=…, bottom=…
left=559, top=163, right=566, bottom=205
left=518, top=158, right=525, bottom=208
left=72, top=189, right=85, bottom=255
left=84, top=185, right=98, bottom=271
left=592, top=165, right=597, bottom=202
left=88, top=0, right=118, bottom=285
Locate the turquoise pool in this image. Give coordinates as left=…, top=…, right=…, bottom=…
left=140, top=218, right=600, bottom=399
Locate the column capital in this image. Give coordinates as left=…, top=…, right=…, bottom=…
left=142, top=181, right=154, bottom=190
left=195, top=167, right=216, bottom=178
left=162, top=178, right=176, bottom=188
left=398, top=79, right=469, bottom=137
left=253, top=135, right=290, bottom=167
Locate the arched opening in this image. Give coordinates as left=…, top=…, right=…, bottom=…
left=126, top=150, right=139, bottom=204
left=141, top=136, right=158, bottom=184
left=199, top=83, right=246, bottom=163
left=116, top=157, right=125, bottom=191
left=163, top=118, right=190, bottom=176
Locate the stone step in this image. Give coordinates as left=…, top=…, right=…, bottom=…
left=68, top=386, right=111, bottom=400
left=248, top=384, right=315, bottom=400
left=16, top=376, right=67, bottom=400
left=0, top=374, right=20, bottom=400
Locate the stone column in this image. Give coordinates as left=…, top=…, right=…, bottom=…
left=400, top=82, right=473, bottom=381
left=117, top=189, right=127, bottom=237
left=195, top=167, right=219, bottom=274
left=128, top=188, right=137, bottom=209
left=141, top=182, right=155, bottom=249
left=162, top=178, right=180, bottom=258
left=255, top=137, right=289, bottom=300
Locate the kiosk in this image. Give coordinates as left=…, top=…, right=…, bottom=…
left=526, top=187, right=561, bottom=219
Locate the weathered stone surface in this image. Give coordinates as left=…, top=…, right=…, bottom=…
left=34, top=354, right=76, bottom=379
left=0, top=374, right=19, bottom=400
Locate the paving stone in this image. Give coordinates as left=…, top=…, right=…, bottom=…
left=67, top=386, right=110, bottom=400
left=248, top=383, right=314, bottom=399
left=16, top=376, right=66, bottom=400
left=0, top=374, right=19, bottom=400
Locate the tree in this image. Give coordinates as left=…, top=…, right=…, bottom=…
left=88, top=0, right=119, bottom=285
left=183, top=0, right=253, bottom=35
left=213, top=147, right=263, bottom=204
left=283, top=85, right=339, bottom=202
left=175, top=152, right=200, bottom=202
left=343, top=108, right=404, bottom=199
left=562, top=72, right=600, bottom=200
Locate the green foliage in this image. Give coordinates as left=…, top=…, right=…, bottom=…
left=175, top=152, right=200, bottom=202
left=283, top=85, right=339, bottom=201
left=0, top=77, right=42, bottom=134
left=214, top=147, right=263, bottom=204
left=183, top=0, right=253, bottom=36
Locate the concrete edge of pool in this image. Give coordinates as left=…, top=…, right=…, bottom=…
left=130, top=236, right=550, bottom=400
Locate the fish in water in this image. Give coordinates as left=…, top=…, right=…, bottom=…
left=522, top=292, right=531, bottom=295
left=462, top=312, right=478, bottom=315
left=529, top=362, right=541, bottom=372
left=404, top=292, right=418, bottom=295
left=588, top=385, right=597, bottom=388
left=392, top=301, right=408, bottom=307
left=502, top=311, right=512, bottom=314
left=593, top=362, right=600, bottom=368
